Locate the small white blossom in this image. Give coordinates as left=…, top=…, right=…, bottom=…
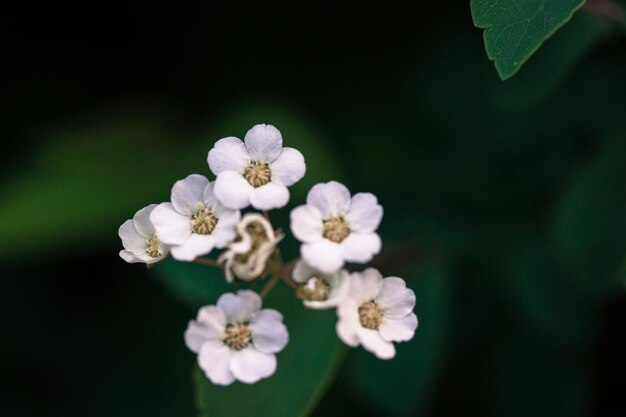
left=336, top=268, right=417, bottom=359
left=218, top=213, right=283, bottom=283
left=207, top=124, right=306, bottom=210
left=292, top=260, right=349, bottom=309
left=150, top=174, right=241, bottom=261
left=119, top=204, right=169, bottom=264
left=290, top=181, right=383, bottom=273
left=184, top=290, right=289, bottom=385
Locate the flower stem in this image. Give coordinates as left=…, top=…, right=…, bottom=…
left=193, top=257, right=222, bottom=268
left=145, top=255, right=168, bottom=269
left=260, top=274, right=281, bottom=298
left=279, top=257, right=299, bottom=289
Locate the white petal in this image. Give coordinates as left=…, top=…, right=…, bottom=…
left=207, top=136, right=250, bottom=175
left=170, top=234, right=216, bottom=261
left=198, top=305, right=227, bottom=332
left=229, top=347, right=277, bottom=384
left=118, top=219, right=147, bottom=256
left=270, top=147, right=306, bottom=187
left=291, top=259, right=316, bottom=283
left=250, top=309, right=289, bottom=354
left=132, top=204, right=157, bottom=238
left=171, top=174, right=209, bottom=216
left=221, top=255, right=236, bottom=283
left=301, top=240, right=344, bottom=274
left=347, top=193, right=383, bottom=233
left=349, top=268, right=384, bottom=303
left=376, top=277, right=416, bottom=319
left=339, top=232, right=381, bottom=263
left=198, top=341, right=235, bottom=386
left=379, top=313, right=418, bottom=343
left=214, top=171, right=253, bottom=209
left=335, top=303, right=360, bottom=347
left=184, top=306, right=226, bottom=353
left=244, top=124, right=283, bottom=162
left=250, top=182, right=290, bottom=210
left=217, top=290, right=262, bottom=322
left=307, top=181, right=351, bottom=216
left=356, top=327, right=396, bottom=359
left=212, top=210, right=241, bottom=248
left=290, top=205, right=323, bottom=243
left=119, top=250, right=142, bottom=263
left=150, top=203, right=191, bottom=245
left=137, top=253, right=162, bottom=263
left=202, top=181, right=220, bottom=210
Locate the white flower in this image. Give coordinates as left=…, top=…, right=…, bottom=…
left=149, top=174, right=241, bottom=261
left=218, top=213, right=283, bottom=283
left=290, top=181, right=383, bottom=273
left=336, top=268, right=417, bottom=359
left=292, top=260, right=349, bottom=309
left=119, top=204, right=169, bottom=264
left=184, top=290, right=289, bottom=385
left=207, top=124, right=306, bottom=210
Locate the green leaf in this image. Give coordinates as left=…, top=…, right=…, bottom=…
left=551, top=138, right=626, bottom=300
left=192, top=284, right=346, bottom=417
left=471, top=0, right=586, bottom=80
left=0, top=111, right=205, bottom=263
left=497, top=236, right=595, bottom=347
left=487, top=12, right=611, bottom=108
left=342, top=266, right=452, bottom=417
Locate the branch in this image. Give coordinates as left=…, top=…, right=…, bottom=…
left=584, top=0, right=626, bottom=25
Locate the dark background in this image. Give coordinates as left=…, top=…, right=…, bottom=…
left=2, top=3, right=625, bottom=417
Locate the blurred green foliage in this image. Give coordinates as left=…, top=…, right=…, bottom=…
left=2, top=2, right=625, bottom=417
left=551, top=137, right=626, bottom=301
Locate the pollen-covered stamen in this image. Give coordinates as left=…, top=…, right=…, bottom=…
left=243, top=161, right=272, bottom=188
left=358, top=300, right=384, bottom=330
left=145, top=235, right=162, bottom=258
left=322, top=216, right=350, bottom=243
left=223, top=322, right=252, bottom=351
left=296, top=277, right=331, bottom=302
left=190, top=207, right=218, bottom=235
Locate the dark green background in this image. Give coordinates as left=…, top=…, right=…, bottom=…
left=2, top=3, right=625, bottom=417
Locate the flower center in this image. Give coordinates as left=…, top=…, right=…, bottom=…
left=243, top=161, right=272, bottom=188
left=296, top=277, right=331, bottom=302
left=223, top=322, right=252, bottom=351
left=358, top=301, right=384, bottom=330
left=190, top=207, right=218, bottom=235
left=322, top=216, right=350, bottom=243
left=145, top=235, right=161, bottom=258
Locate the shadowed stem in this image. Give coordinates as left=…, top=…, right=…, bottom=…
left=280, top=258, right=299, bottom=289
left=584, top=0, right=626, bottom=25
left=260, top=273, right=281, bottom=298
left=193, top=257, right=222, bottom=268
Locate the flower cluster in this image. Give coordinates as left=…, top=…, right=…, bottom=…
left=119, top=124, right=418, bottom=385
